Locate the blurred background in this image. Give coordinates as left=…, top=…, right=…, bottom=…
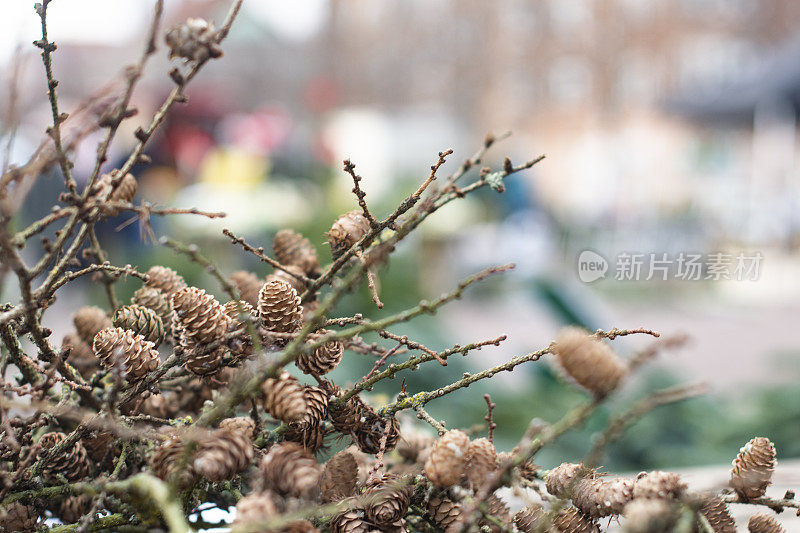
left=1, top=0, right=799, bottom=475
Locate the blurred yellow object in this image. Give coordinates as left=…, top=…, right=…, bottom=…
left=198, top=146, right=269, bottom=189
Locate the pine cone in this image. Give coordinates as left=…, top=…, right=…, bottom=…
left=55, top=494, right=93, bottom=524
left=274, top=229, right=321, bottom=277
left=257, top=442, right=321, bottom=499
left=171, top=287, right=231, bottom=345
left=700, top=497, right=736, bottom=533
left=81, top=429, right=116, bottom=464
left=258, top=279, right=302, bottom=333
left=423, top=429, right=470, bottom=488
left=480, top=495, right=512, bottom=533
left=328, top=211, right=370, bottom=259
left=113, top=304, right=165, bottom=345
left=353, top=409, right=400, bottom=455
left=546, top=462, right=586, bottom=498
left=219, top=417, right=256, bottom=439
left=262, top=371, right=307, bottom=424
left=297, top=331, right=344, bottom=375
left=92, top=327, right=159, bottom=381
left=0, top=502, right=38, bottom=532
left=623, top=499, right=678, bottom=533
left=499, top=446, right=539, bottom=481
left=165, top=17, right=222, bottom=62
left=514, top=504, right=545, bottom=533
left=149, top=435, right=197, bottom=488
left=284, top=421, right=327, bottom=454
left=573, top=476, right=634, bottom=518
left=145, top=265, right=187, bottom=297
left=266, top=265, right=308, bottom=297
left=233, top=491, right=279, bottom=530
left=320, top=450, right=358, bottom=502
left=299, top=386, right=329, bottom=428
left=74, top=305, right=112, bottom=344
left=194, top=429, right=254, bottom=482
left=229, top=270, right=263, bottom=308
left=633, top=471, right=687, bottom=500
left=553, top=327, right=629, bottom=397
left=132, top=286, right=173, bottom=326
left=553, top=507, right=600, bottom=533
left=729, top=437, right=777, bottom=499
left=428, top=496, right=462, bottom=533
left=38, top=431, right=89, bottom=481
left=463, top=437, right=497, bottom=490
left=396, top=431, right=434, bottom=464
left=95, top=170, right=137, bottom=217
left=222, top=300, right=255, bottom=364
left=62, top=332, right=97, bottom=378
left=364, top=473, right=412, bottom=525
left=330, top=505, right=370, bottom=533
left=323, top=383, right=365, bottom=434
left=748, top=513, right=785, bottom=533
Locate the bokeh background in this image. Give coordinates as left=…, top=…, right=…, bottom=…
left=2, top=0, right=799, bottom=475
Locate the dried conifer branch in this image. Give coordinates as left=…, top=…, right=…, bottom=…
left=484, top=394, right=496, bottom=443
left=344, top=159, right=377, bottom=227
left=222, top=228, right=313, bottom=284
left=413, top=405, right=446, bottom=435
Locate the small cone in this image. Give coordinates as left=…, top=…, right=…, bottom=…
left=633, top=471, right=687, bottom=500
left=284, top=422, right=327, bottom=454
left=165, top=17, right=223, bottom=62
left=299, top=386, right=329, bottom=429
left=498, top=446, right=539, bottom=481
left=149, top=435, right=197, bottom=488
left=323, top=382, right=365, bottom=434
left=364, top=473, right=412, bottom=526
left=82, top=429, right=116, bottom=464
left=145, top=265, right=187, bottom=297
left=55, top=494, right=93, bottom=524
left=423, top=429, right=470, bottom=488
left=38, top=431, right=90, bottom=481
left=132, top=286, right=173, bottom=326
left=262, top=371, right=307, bottom=424
left=95, top=170, right=137, bottom=217
left=514, top=504, right=545, bottom=533
left=623, top=499, right=678, bottom=533
left=573, top=476, right=634, bottom=518
left=553, top=327, right=628, bottom=397
left=194, top=429, right=254, bottom=482
left=297, top=331, right=344, bottom=375
left=553, top=507, right=600, bottom=533
left=73, top=306, right=112, bottom=344
left=0, top=502, right=38, bottom=532
left=274, top=229, right=321, bottom=277
left=222, top=300, right=255, bottom=364
left=700, top=496, right=736, bottom=533
left=428, top=496, right=463, bottom=533
left=729, top=437, right=777, bottom=499
left=113, top=304, right=165, bottom=345
left=258, top=279, right=302, bottom=333
left=546, top=462, right=586, bottom=498
left=328, top=211, right=370, bottom=259
left=233, top=491, right=279, bottom=530
left=466, top=437, right=497, bottom=489
left=219, top=417, right=255, bottom=439
left=257, top=442, right=321, bottom=499
left=171, top=287, right=231, bottom=376
left=330, top=504, right=370, bottom=533
left=62, top=332, right=97, bottom=378
left=228, top=270, right=263, bottom=308
left=92, top=327, right=159, bottom=381
left=266, top=265, right=308, bottom=296
left=396, top=431, right=434, bottom=464
left=748, top=513, right=786, bottom=533
left=480, top=495, right=512, bottom=533
left=353, top=408, right=400, bottom=454
left=320, top=450, right=358, bottom=502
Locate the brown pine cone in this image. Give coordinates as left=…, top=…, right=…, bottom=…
left=141, top=391, right=181, bottom=419
left=194, top=429, right=254, bottom=482
left=480, top=495, right=512, bottom=533
left=54, top=494, right=93, bottom=524
left=498, top=446, right=539, bottom=481
left=171, top=287, right=231, bottom=345
left=262, top=371, right=307, bottom=424
left=165, top=17, right=222, bottom=62
left=82, top=429, right=116, bottom=464
left=353, top=409, right=400, bottom=454
left=228, top=270, right=263, bottom=308
left=132, top=286, right=173, bottom=326
left=298, top=386, right=329, bottom=428
left=729, top=437, right=777, bottom=499
left=466, top=437, right=497, bottom=489
left=233, top=491, right=279, bottom=530
left=145, top=265, right=187, bottom=297
left=297, top=331, right=344, bottom=375
left=633, top=471, right=687, bottom=500
left=320, top=450, right=358, bottom=503
left=257, top=442, right=321, bottom=499
left=258, top=279, right=302, bottom=333
left=92, top=327, right=159, bottom=381
left=284, top=421, right=327, bottom=454
left=330, top=505, right=370, bottom=533
left=428, top=496, right=462, bottom=533
left=38, top=431, right=90, bottom=481
left=95, top=170, right=137, bottom=217
left=514, top=504, right=545, bottom=533
left=553, top=327, right=629, bottom=397
left=546, top=462, right=586, bottom=498
left=0, top=502, right=38, bottom=532
left=396, top=431, right=434, bottom=464
left=62, top=332, right=97, bottom=378
left=323, top=383, right=366, bottom=434
left=222, top=300, right=255, bottom=364
left=113, top=304, right=165, bottom=345
left=573, top=476, right=634, bottom=518
left=748, top=513, right=785, bottom=533
left=364, top=473, right=412, bottom=526
left=553, top=507, right=600, bottom=533
left=423, top=429, right=470, bottom=488
left=149, top=435, right=197, bottom=488
left=274, top=229, right=321, bottom=277
left=283, top=520, right=320, bottom=533
left=74, top=305, right=112, bottom=344
left=623, top=499, right=678, bottom=533
left=700, top=496, right=736, bottom=533
left=266, top=265, right=308, bottom=297
left=219, top=417, right=256, bottom=439
left=328, top=211, right=371, bottom=259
